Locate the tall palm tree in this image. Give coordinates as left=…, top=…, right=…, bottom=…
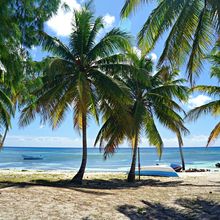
left=121, top=0, right=220, bottom=84
left=187, top=45, right=220, bottom=146
left=95, top=48, right=189, bottom=182
left=19, top=1, right=131, bottom=184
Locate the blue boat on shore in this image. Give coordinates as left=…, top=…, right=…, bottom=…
left=22, top=155, right=43, bottom=160
left=135, top=165, right=179, bottom=177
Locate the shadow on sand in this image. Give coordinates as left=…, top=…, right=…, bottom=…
left=117, top=198, right=220, bottom=220
left=0, top=178, right=183, bottom=190
left=0, top=176, right=220, bottom=191
left=0, top=175, right=220, bottom=190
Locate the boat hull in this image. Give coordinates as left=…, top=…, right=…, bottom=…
left=23, top=157, right=43, bottom=160
left=135, top=166, right=178, bottom=177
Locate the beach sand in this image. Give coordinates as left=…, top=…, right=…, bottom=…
left=0, top=170, right=219, bottom=220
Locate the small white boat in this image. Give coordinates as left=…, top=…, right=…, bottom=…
left=22, top=155, right=43, bottom=160
left=135, top=165, right=178, bottom=177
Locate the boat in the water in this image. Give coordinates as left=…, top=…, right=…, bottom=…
left=22, top=155, right=43, bottom=160
left=135, top=165, right=178, bottom=177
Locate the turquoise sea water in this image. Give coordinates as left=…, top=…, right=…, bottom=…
left=0, top=147, right=219, bottom=172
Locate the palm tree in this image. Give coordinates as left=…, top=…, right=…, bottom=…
left=95, top=48, right=189, bottom=182
left=0, top=69, right=13, bottom=147
left=187, top=45, right=220, bottom=146
left=121, top=0, right=220, bottom=84
left=19, top=1, right=131, bottom=184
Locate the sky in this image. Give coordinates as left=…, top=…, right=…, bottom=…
left=5, top=0, right=220, bottom=148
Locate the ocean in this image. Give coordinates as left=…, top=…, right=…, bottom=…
left=0, top=147, right=219, bottom=172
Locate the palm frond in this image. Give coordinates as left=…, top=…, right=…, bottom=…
left=207, top=121, right=220, bottom=146
left=71, top=6, right=93, bottom=56
left=121, top=0, right=153, bottom=18
left=186, top=100, right=220, bottom=121
left=158, top=1, right=200, bottom=68
left=192, top=85, right=220, bottom=97
left=144, top=111, right=163, bottom=158
left=138, top=0, right=185, bottom=52
left=88, top=28, right=131, bottom=61
left=39, top=31, right=74, bottom=60
left=187, top=4, right=214, bottom=84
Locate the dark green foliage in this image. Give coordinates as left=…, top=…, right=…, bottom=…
left=0, top=0, right=60, bottom=145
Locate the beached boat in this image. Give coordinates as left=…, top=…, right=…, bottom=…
left=135, top=165, right=179, bottom=177
left=215, top=163, right=220, bottom=168
left=170, top=163, right=182, bottom=172
left=22, top=155, right=43, bottom=160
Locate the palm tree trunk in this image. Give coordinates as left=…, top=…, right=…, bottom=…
left=71, top=114, right=87, bottom=184
left=127, top=134, right=138, bottom=182
left=0, top=128, right=8, bottom=148
left=179, top=145, right=185, bottom=171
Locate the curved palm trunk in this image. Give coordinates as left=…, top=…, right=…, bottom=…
left=179, top=145, right=185, bottom=171
left=127, top=134, right=138, bottom=182
left=0, top=128, right=8, bottom=148
left=71, top=114, right=87, bottom=184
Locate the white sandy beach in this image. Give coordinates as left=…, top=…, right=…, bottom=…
left=0, top=170, right=219, bottom=219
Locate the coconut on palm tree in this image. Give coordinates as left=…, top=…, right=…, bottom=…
left=187, top=44, right=220, bottom=146
left=19, top=1, right=131, bottom=184
left=95, top=48, right=189, bottom=182
left=121, top=0, right=220, bottom=84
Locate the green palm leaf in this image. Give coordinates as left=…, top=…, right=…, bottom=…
left=121, top=0, right=219, bottom=84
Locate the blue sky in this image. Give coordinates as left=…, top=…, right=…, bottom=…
left=5, top=0, right=219, bottom=148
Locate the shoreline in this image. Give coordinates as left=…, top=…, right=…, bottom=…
left=0, top=168, right=219, bottom=175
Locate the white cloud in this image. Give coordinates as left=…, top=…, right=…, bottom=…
left=39, top=124, right=45, bottom=129
left=145, top=53, right=157, bottom=62
left=5, top=135, right=96, bottom=148
left=138, top=134, right=220, bottom=147
left=103, top=14, right=115, bottom=29
left=132, top=46, right=141, bottom=58
left=163, top=134, right=220, bottom=147
left=187, top=95, right=212, bottom=109
left=4, top=133, right=220, bottom=148
left=95, top=13, right=116, bottom=40
left=149, top=53, right=157, bottom=62
left=46, top=0, right=81, bottom=37
left=31, top=46, right=37, bottom=51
